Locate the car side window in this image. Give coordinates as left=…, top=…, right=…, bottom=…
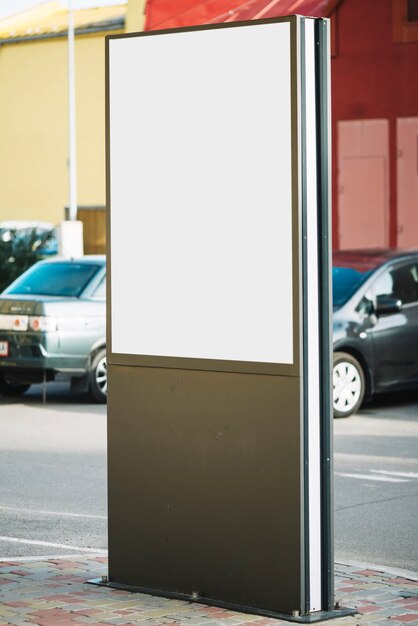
left=370, top=263, right=418, bottom=305
left=370, top=272, right=394, bottom=300
left=361, top=271, right=392, bottom=312
left=390, top=263, right=418, bottom=304
left=92, top=276, right=106, bottom=299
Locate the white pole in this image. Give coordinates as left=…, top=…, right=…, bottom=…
left=68, top=0, right=77, bottom=220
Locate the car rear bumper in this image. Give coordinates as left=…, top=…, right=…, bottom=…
left=0, top=332, right=88, bottom=382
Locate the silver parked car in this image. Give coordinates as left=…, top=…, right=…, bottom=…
left=0, top=256, right=106, bottom=402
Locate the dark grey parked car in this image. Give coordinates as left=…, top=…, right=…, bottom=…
left=3, top=249, right=417, bottom=411
left=333, top=248, right=418, bottom=417
left=0, top=256, right=106, bottom=402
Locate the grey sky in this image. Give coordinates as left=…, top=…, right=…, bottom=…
left=0, top=0, right=126, bottom=20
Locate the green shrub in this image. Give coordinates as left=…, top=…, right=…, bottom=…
left=0, top=229, right=54, bottom=292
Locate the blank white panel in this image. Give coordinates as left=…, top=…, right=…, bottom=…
left=109, top=22, right=293, bottom=364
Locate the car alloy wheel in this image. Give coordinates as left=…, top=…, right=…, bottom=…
left=89, top=348, right=107, bottom=403
left=333, top=352, right=365, bottom=418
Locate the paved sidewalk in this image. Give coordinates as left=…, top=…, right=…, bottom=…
left=0, top=556, right=417, bottom=626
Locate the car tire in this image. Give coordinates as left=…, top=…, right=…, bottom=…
left=89, top=348, right=107, bottom=403
left=0, top=374, right=30, bottom=397
left=333, top=352, right=365, bottom=418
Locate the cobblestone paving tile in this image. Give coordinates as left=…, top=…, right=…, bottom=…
left=0, top=558, right=417, bottom=625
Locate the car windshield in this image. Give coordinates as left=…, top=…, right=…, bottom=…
left=5, top=262, right=102, bottom=297
left=333, top=266, right=373, bottom=309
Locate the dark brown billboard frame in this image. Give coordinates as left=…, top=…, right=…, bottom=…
left=105, top=15, right=300, bottom=379
left=103, top=15, right=349, bottom=623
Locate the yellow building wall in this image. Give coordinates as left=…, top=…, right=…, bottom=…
left=0, top=29, right=122, bottom=226
left=126, top=0, right=146, bottom=33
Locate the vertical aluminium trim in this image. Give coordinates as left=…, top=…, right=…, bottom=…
left=300, top=18, right=332, bottom=615
left=304, top=17, right=322, bottom=614
left=300, top=17, right=324, bottom=615
left=105, top=35, right=114, bottom=578
left=315, top=18, right=334, bottom=612
left=105, top=37, right=112, bottom=356
left=299, top=16, right=310, bottom=617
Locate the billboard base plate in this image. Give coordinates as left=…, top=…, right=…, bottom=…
left=87, top=578, right=356, bottom=623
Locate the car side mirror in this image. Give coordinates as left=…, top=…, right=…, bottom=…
left=375, top=295, right=402, bottom=316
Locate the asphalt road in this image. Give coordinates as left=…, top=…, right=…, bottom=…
left=334, top=390, right=418, bottom=574
left=0, top=383, right=417, bottom=575
left=0, top=384, right=107, bottom=559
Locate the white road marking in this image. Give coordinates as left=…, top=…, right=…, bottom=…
left=0, top=553, right=108, bottom=563
left=0, top=536, right=107, bottom=554
left=335, top=452, right=418, bottom=466
left=370, top=470, right=418, bottom=479
left=0, top=505, right=106, bottom=520
left=335, top=472, right=409, bottom=483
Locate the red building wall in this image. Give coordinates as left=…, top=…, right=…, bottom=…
left=145, top=0, right=418, bottom=249
left=332, top=0, right=418, bottom=248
